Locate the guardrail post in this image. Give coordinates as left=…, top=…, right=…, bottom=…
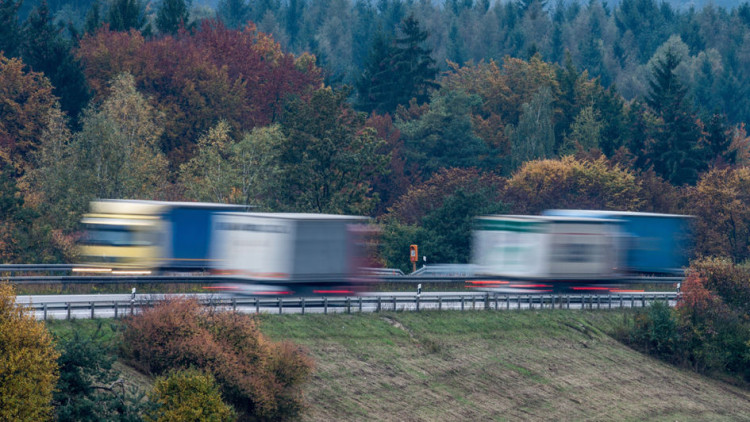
left=529, top=295, right=533, bottom=310
left=232, top=298, right=237, bottom=312
left=438, top=296, right=442, bottom=311
left=301, top=298, right=305, bottom=315
left=597, top=296, right=601, bottom=310
left=566, top=295, right=570, bottom=309
left=517, top=296, right=521, bottom=310
left=43, top=303, right=47, bottom=321
left=472, top=295, right=476, bottom=310
left=347, top=298, right=351, bottom=314
left=255, top=297, right=259, bottom=314
left=641, top=295, right=645, bottom=308
left=461, top=296, right=465, bottom=311
left=67, top=303, right=71, bottom=320
left=494, top=294, right=498, bottom=310
left=359, top=297, right=362, bottom=313
left=619, top=295, right=623, bottom=309
left=324, top=297, right=328, bottom=314
left=485, top=293, right=490, bottom=310
left=506, top=295, right=510, bottom=310
left=278, top=298, right=283, bottom=315
left=376, top=296, right=381, bottom=312
left=130, top=300, right=134, bottom=316
left=114, top=302, right=118, bottom=319
left=392, top=296, right=396, bottom=311
left=416, top=296, right=420, bottom=312
left=608, top=295, right=612, bottom=310
left=90, top=302, right=95, bottom=319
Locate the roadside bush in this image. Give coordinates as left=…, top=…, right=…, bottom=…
left=53, top=321, right=144, bottom=422
left=628, top=301, right=680, bottom=360
left=145, top=368, right=235, bottom=422
left=0, top=282, right=59, bottom=421
left=121, top=298, right=314, bottom=421
left=622, top=261, right=750, bottom=383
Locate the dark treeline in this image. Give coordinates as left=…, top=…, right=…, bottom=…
left=11, top=0, right=750, bottom=125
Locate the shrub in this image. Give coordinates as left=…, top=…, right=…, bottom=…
left=121, top=298, right=314, bottom=421
left=53, top=321, right=144, bottom=422
left=146, top=368, right=235, bottom=422
left=0, top=283, right=59, bottom=421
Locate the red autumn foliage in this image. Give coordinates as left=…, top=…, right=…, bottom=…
left=386, top=167, right=506, bottom=225
left=121, top=297, right=314, bottom=421
left=77, top=21, right=322, bottom=164
left=366, top=112, right=412, bottom=215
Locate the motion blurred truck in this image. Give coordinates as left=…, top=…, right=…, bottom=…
left=209, top=212, right=372, bottom=295
left=542, top=210, right=693, bottom=275
left=79, top=200, right=245, bottom=272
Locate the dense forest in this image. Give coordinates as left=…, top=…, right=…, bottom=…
left=1, top=0, right=750, bottom=269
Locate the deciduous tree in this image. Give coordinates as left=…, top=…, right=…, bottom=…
left=277, top=87, right=388, bottom=214
left=0, top=283, right=59, bottom=421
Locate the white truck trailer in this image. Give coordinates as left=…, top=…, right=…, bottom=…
left=210, top=212, right=371, bottom=295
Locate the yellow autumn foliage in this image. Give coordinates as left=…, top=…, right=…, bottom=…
left=0, top=283, right=59, bottom=421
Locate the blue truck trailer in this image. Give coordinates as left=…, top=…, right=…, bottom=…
left=542, top=210, right=693, bottom=275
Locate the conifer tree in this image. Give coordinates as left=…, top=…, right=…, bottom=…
left=0, top=0, right=22, bottom=58
left=217, top=0, right=251, bottom=29
left=106, top=0, right=149, bottom=33
left=21, top=1, right=90, bottom=120
left=356, top=14, right=437, bottom=114
left=156, top=0, right=191, bottom=35
left=646, top=48, right=704, bottom=185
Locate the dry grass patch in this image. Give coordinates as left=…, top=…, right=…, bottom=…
left=259, top=310, right=750, bottom=422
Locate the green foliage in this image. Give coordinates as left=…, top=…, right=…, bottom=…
left=106, top=0, right=150, bottom=33
left=277, top=86, right=388, bottom=214
left=53, top=321, right=144, bottom=422
left=506, top=85, right=555, bottom=172
left=146, top=369, right=235, bottom=422
left=155, top=0, right=191, bottom=35
left=0, top=0, right=22, bottom=58
left=216, top=0, right=250, bottom=30
left=382, top=168, right=506, bottom=271
left=622, top=261, right=750, bottom=383
left=397, top=89, right=492, bottom=180
left=31, top=72, right=167, bottom=210
left=20, top=1, right=90, bottom=120
left=121, top=298, right=314, bottom=421
left=644, top=47, right=705, bottom=185
left=0, top=283, right=59, bottom=421
left=356, top=14, right=438, bottom=114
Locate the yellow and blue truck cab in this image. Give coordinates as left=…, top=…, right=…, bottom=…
left=78, top=200, right=245, bottom=272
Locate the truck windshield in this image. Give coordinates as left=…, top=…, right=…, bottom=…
left=82, top=224, right=155, bottom=246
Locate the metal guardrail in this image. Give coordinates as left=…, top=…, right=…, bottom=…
left=28, top=293, right=679, bottom=321
left=0, top=264, right=76, bottom=273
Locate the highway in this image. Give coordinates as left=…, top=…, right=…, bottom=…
left=17, top=291, right=679, bottom=320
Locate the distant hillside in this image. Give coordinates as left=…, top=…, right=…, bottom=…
left=260, top=311, right=750, bottom=421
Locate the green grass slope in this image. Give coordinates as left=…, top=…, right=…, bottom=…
left=259, top=310, right=750, bottom=421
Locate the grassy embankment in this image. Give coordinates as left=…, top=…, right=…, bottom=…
left=47, top=310, right=750, bottom=421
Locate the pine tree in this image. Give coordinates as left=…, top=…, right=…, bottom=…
left=0, top=0, right=22, bottom=58
left=355, top=31, right=393, bottom=113
left=21, top=1, right=90, bottom=120
left=106, top=0, right=148, bottom=32
left=390, top=14, right=438, bottom=110
left=356, top=14, right=437, bottom=114
left=646, top=48, right=705, bottom=185
left=217, top=0, right=251, bottom=29
left=84, top=0, right=102, bottom=34
left=156, top=0, right=191, bottom=35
